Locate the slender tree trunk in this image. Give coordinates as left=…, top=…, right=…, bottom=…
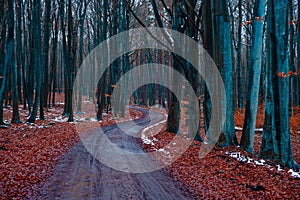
left=16, top=0, right=22, bottom=104
left=202, top=0, right=213, bottom=137
left=96, top=0, right=108, bottom=120
left=237, top=0, right=244, bottom=109
left=10, top=0, right=21, bottom=124
left=27, top=0, right=42, bottom=123
left=213, top=0, right=237, bottom=146
left=240, top=0, right=267, bottom=152
left=0, top=0, right=9, bottom=125
left=288, top=0, right=297, bottom=109
left=39, top=0, right=51, bottom=119
left=297, top=1, right=300, bottom=105
left=49, top=5, right=59, bottom=108
left=76, top=0, right=87, bottom=114
left=166, top=0, right=185, bottom=133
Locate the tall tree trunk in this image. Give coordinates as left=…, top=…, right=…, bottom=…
left=49, top=3, right=59, bottom=108
left=96, top=0, right=108, bottom=121
left=288, top=0, right=298, bottom=109
left=76, top=0, right=87, bottom=114
left=240, top=0, right=267, bottom=153
left=202, top=0, right=213, bottom=138
left=15, top=0, right=22, bottom=104
left=213, top=0, right=237, bottom=146
left=237, top=0, right=244, bottom=109
left=10, top=0, right=21, bottom=124
left=166, top=0, right=185, bottom=133
left=0, top=0, right=9, bottom=125
left=27, top=0, right=42, bottom=123
left=261, top=0, right=299, bottom=170
left=297, top=1, right=300, bottom=105
left=40, top=0, right=51, bottom=119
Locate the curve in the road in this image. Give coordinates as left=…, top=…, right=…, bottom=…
left=37, top=108, right=194, bottom=200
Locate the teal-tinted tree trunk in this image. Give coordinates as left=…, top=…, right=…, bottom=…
left=76, top=0, right=88, bottom=114
left=261, top=0, right=299, bottom=170
left=236, top=0, right=244, bottom=109
left=203, top=0, right=237, bottom=146
left=202, top=0, right=213, bottom=138
left=185, top=0, right=202, bottom=141
left=166, top=0, right=185, bottom=133
left=27, top=0, right=42, bottom=123
left=213, top=0, right=237, bottom=146
left=288, top=0, right=298, bottom=107
left=96, top=0, right=108, bottom=121
left=0, top=0, right=9, bottom=125
left=40, top=0, right=51, bottom=120
left=240, top=0, right=266, bottom=153
left=15, top=0, right=23, bottom=104
left=49, top=3, right=59, bottom=107
left=297, top=1, right=300, bottom=105
left=66, top=0, right=74, bottom=122
left=10, top=0, right=21, bottom=124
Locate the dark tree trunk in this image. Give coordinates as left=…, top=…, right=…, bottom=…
left=15, top=0, right=22, bottom=104
left=0, top=0, right=9, bottom=125
left=166, top=0, right=185, bottom=134
left=240, top=0, right=267, bottom=153
left=10, top=0, right=21, bottom=124
left=96, top=0, right=108, bottom=121
left=27, top=0, right=42, bottom=123
left=39, top=0, right=51, bottom=119
left=237, top=0, right=244, bottom=109
left=261, top=0, right=299, bottom=170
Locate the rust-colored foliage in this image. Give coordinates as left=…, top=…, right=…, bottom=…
left=0, top=94, right=144, bottom=199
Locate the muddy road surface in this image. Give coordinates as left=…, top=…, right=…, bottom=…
left=37, top=108, right=194, bottom=200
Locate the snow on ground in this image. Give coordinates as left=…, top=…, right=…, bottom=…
left=235, top=126, right=263, bottom=132
left=141, top=115, right=167, bottom=146
left=226, top=151, right=300, bottom=178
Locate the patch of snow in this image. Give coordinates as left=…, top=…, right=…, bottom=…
left=158, top=148, right=170, bottom=154
left=235, top=126, right=263, bottom=132
left=141, top=136, right=155, bottom=145
left=277, top=165, right=283, bottom=171
left=54, top=116, right=68, bottom=122
left=226, top=151, right=297, bottom=178
left=235, top=127, right=243, bottom=131
left=141, top=119, right=167, bottom=146
left=288, top=169, right=300, bottom=178
left=254, top=160, right=265, bottom=166
left=228, top=152, right=241, bottom=158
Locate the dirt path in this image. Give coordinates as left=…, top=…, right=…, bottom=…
left=36, top=108, right=194, bottom=200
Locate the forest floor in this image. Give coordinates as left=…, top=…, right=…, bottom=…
left=0, top=94, right=145, bottom=199
left=0, top=94, right=299, bottom=199
left=141, top=105, right=300, bottom=199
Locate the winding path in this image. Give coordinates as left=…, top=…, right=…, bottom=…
left=38, top=108, right=194, bottom=199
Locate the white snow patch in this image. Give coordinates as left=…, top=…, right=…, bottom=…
left=288, top=169, right=300, bottom=178
left=54, top=116, right=68, bottom=122
left=141, top=118, right=167, bottom=146
left=226, top=151, right=298, bottom=178
left=235, top=126, right=263, bottom=132
left=276, top=165, right=283, bottom=171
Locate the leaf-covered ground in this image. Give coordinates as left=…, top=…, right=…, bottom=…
left=141, top=106, right=300, bottom=199
left=0, top=97, right=299, bottom=199
left=0, top=94, right=144, bottom=200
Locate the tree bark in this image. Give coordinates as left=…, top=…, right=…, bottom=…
left=240, top=0, right=267, bottom=153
